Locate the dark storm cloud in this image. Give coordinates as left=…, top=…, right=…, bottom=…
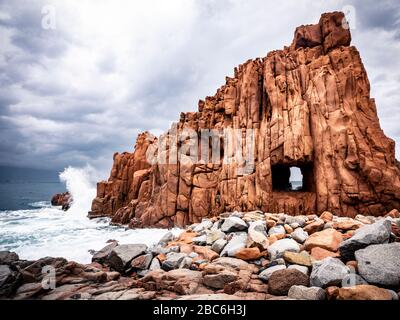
left=349, top=0, right=400, bottom=30
left=0, top=0, right=399, bottom=177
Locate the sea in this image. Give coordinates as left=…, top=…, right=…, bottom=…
left=0, top=166, right=181, bottom=264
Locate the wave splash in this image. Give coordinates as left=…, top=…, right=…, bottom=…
left=0, top=166, right=182, bottom=263
left=59, top=165, right=97, bottom=217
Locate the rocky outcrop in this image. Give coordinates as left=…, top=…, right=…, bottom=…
left=89, top=11, right=400, bottom=228
left=51, top=192, right=71, bottom=211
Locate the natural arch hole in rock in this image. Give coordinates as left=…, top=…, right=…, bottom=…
left=272, top=164, right=314, bottom=192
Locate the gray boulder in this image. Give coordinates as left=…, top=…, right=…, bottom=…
left=211, top=239, right=227, bottom=254
left=158, top=232, right=175, bottom=246
left=205, top=229, right=225, bottom=245
left=92, top=241, right=118, bottom=265
left=285, top=216, right=307, bottom=227
left=268, top=225, right=286, bottom=236
left=288, top=264, right=309, bottom=275
left=221, top=217, right=248, bottom=233
left=192, top=235, right=207, bottom=246
left=355, top=242, right=400, bottom=286
left=220, top=232, right=247, bottom=257
left=288, top=285, right=325, bottom=300
left=267, top=238, right=300, bottom=260
left=248, top=221, right=268, bottom=249
left=193, top=220, right=213, bottom=233
left=161, top=252, right=187, bottom=271
left=0, top=251, right=19, bottom=265
left=107, top=244, right=148, bottom=273
left=179, top=257, right=193, bottom=269
left=341, top=273, right=368, bottom=287
left=0, top=264, right=19, bottom=296
left=310, top=257, right=350, bottom=288
left=258, top=264, right=286, bottom=282
left=291, top=228, right=309, bottom=243
left=339, top=219, right=391, bottom=260
left=149, top=258, right=161, bottom=271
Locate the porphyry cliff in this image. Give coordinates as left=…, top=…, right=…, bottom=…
left=89, top=12, right=400, bottom=228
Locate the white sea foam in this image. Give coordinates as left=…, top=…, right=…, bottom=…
left=0, top=166, right=182, bottom=264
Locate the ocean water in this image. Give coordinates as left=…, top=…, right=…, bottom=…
left=0, top=166, right=181, bottom=264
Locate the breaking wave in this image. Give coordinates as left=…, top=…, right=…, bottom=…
left=0, top=166, right=182, bottom=263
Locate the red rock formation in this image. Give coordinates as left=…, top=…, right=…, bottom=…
left=89, top=12, right=400, bottom=227
left=51, top=192, right=71, bottom=211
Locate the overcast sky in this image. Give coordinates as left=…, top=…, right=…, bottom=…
left=0, top=0, right=399, bottom=179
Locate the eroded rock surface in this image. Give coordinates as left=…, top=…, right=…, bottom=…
left=89, top=12, right=400, bottom=228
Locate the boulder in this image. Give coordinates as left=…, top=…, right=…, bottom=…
left=0, top=265, right=19, bottom=296
left=192, top=235, right=207, bottom=246
left=51, top=192, right=71, bottom=211
left=158, top=232, right=175, bottom=246
left=161, top=252, right=187, bottom=271
left=107, top=244, right=147, bottom=273
left=339, top=219, right=392, bottom=260
left=303, top=219, right=325, bottom=234
left=248, top=221, right=269, bottom=249
left=355, top=243, right=400, bottom=286
left=268, top=225, right=286, bottom=236
left=205, top=229, right=225, bottom=245
left=287, top=265, right=309, bottom=275
left=193, top=246, right=219, bottom=261
left=336, top=285, right=392, bottom=300
left=130, top=253, right=153, bottom=270
left=0, top=251, right=19, bottom=265
left=291, top=228, right=309, bottom=243
left=212, top=257, right=250, bottom=271
left=221, top=217, right=248, bottom=233
left=234, top=247, right=263, bottom=261
left=193, top=220, right=213, bottom=233
left=285, top=216, right=307, bottom=227
left=258, top=265, right=286, bottom=282
left=179, top=257, right=193, bottom=269
left=310, top=247, right=340, bottom=261
left=304, top=228, right=343, bottom=251
left=211, top=239, right=227, bottom=254
left=220, top=232, right=247, bottom=257
left=288, top=285, right=325, bottom=300
left=283, top=251, right=312, bottom=267
left=310, top=257, right=350, bottom=288
left=149, top=258, right=161, bottom=271
left=341, top=273, right=368, bottom=287
left=267, top=238, right=300, bottom=260
left=91, top=241, right=118, bottom=265
left=268, top=269, right=310, bottom=296
left=319, top=211, right=333, bottom=222
left=202, top=270, right=238, bottom=289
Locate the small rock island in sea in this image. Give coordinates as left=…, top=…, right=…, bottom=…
left=5, top=11, right=400, bottom=300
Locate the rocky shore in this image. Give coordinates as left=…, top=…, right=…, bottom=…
left=1, top=210, right=400, bottom=300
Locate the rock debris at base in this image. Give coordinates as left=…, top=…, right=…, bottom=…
left=1, top=210, right=400, bottom=300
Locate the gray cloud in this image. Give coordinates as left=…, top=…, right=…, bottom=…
left=0, top=0, right=399, bottom=179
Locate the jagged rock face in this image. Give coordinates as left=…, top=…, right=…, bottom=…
left=89, top=12, right=400, bottom=228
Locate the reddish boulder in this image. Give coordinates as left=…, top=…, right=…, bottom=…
left=51, top=192, right=71, bottom=211
left=268, top=269, right=310, bottom=296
